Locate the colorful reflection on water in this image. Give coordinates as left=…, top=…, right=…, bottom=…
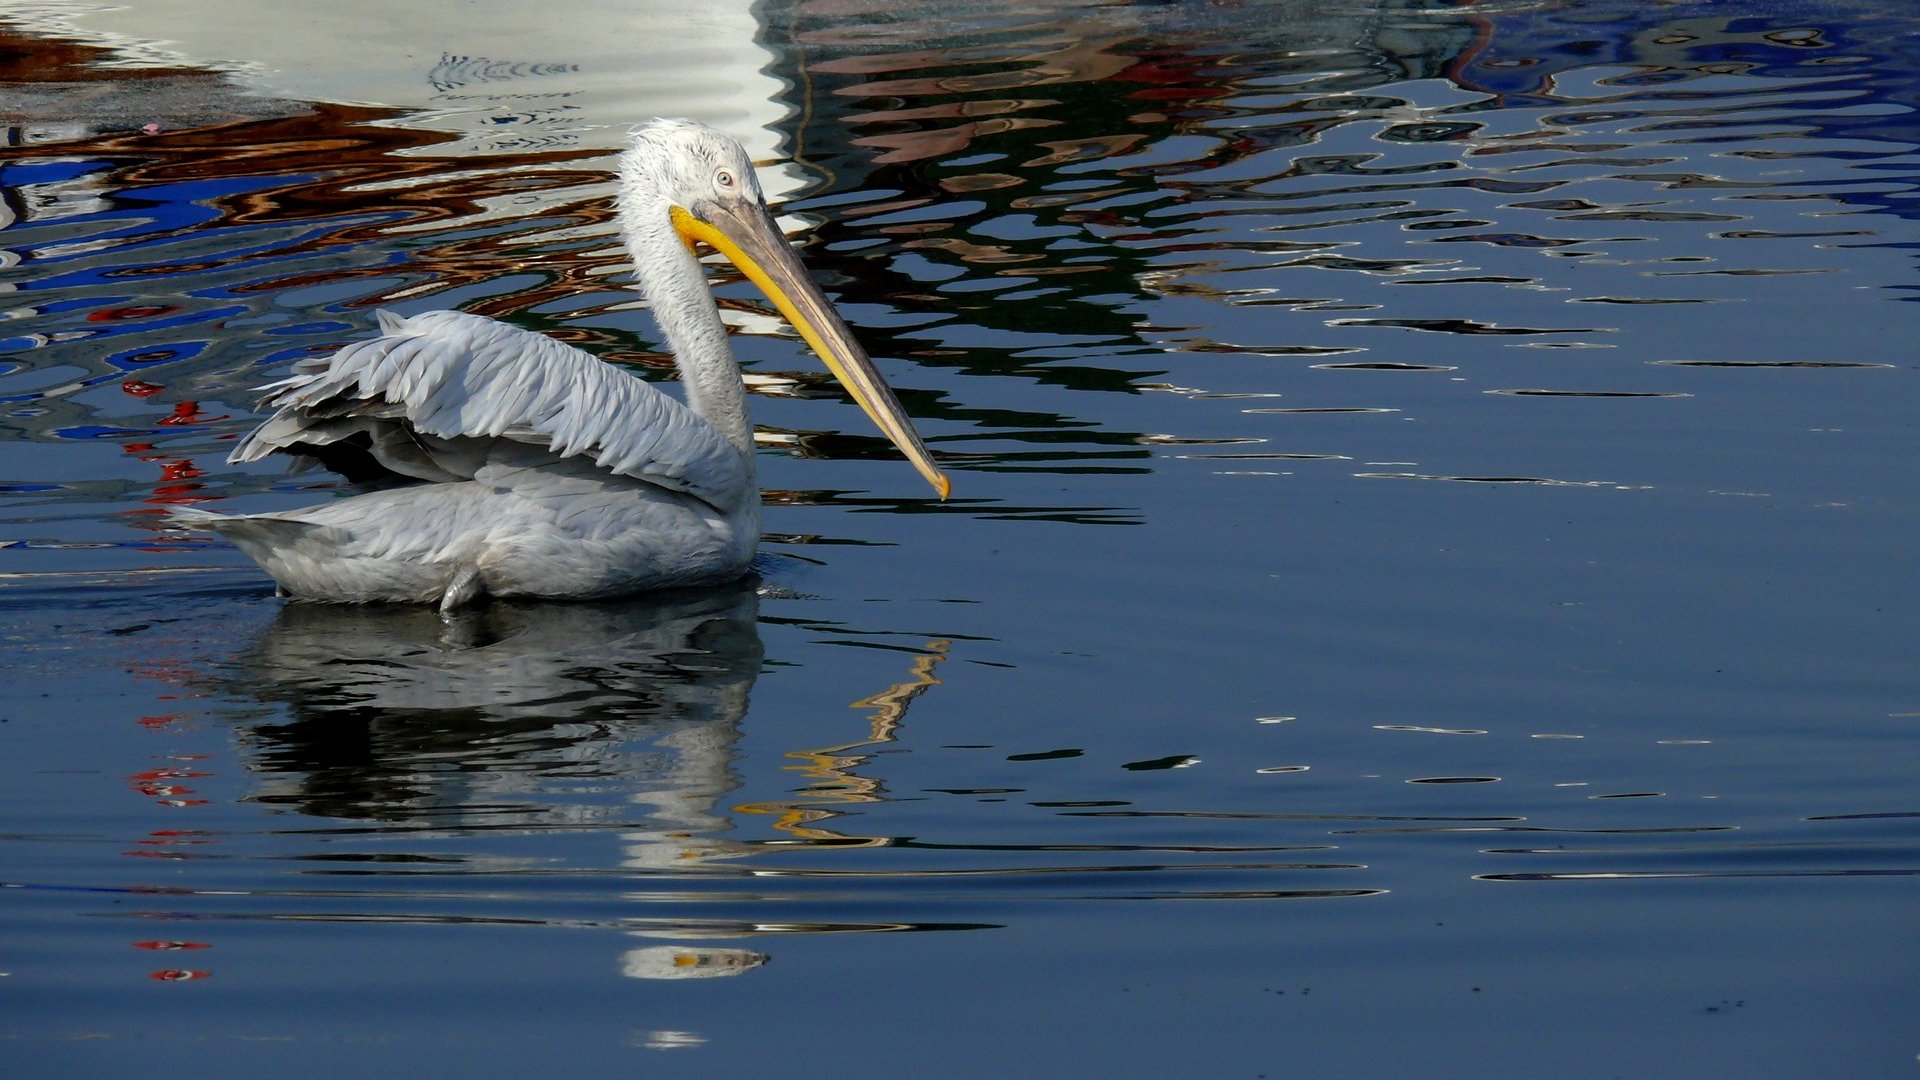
left=2, top=2, right=1917, bottom=1076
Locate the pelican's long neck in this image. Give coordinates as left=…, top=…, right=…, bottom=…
left=621, top=201, right=755, bottom=456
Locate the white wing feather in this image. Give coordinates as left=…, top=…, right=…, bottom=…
left=230, top=310, right=751, bottom=513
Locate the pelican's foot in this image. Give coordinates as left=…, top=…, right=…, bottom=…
left=439, top=566, right=485, bottom=616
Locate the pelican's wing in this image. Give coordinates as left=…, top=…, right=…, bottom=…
left=230, top=310, right=752, bottom=513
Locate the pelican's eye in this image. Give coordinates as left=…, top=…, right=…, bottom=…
left=714, top=168, right=738, bottom=193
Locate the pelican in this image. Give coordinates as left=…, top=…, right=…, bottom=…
left=169, top=118, right=948, bottom=611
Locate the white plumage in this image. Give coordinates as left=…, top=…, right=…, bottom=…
left=230, top=309, right=752, bottom=511
left=171, top=119, right=947, bottom=610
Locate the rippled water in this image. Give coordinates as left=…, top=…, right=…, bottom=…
left=4, top=1, right=1918, bottom=1075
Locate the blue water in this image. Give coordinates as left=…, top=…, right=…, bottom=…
left=2, top=2, right=1917, bottom=1076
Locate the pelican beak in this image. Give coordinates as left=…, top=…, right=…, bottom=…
left=672, top=201, right=950, bottom=499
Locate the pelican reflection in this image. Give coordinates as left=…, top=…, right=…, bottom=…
left=222, top=580, right=960, bottom=979
left=231, top=581, right=763, bottom=868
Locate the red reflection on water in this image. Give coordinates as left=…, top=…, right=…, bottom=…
left=131, top=767, right=211, bottom=781
left=129, top=759, right=209, bottom=806
left=89, top=305, right=181, bottom=323
left=127, top=445, right=219, bottom=508
left=134, top=829, right=214, bottom=846
left=134, top=783, right=191, bottom=797
left=134, top=941, right=211, bottom=951
left=122, top=437, right=223, bottom=530
left=156, top=401, right=226, bottom=426
left=148, top=969, right=212, bottom=982
left=121, top=379, right=166, bottom=397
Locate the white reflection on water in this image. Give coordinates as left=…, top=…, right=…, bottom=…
left=10, top=0, right=808, bottom=180
left=621, top=945, right=766, bottom=981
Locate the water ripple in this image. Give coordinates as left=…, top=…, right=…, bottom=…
left=4, top=8, right=1917, bottom=1065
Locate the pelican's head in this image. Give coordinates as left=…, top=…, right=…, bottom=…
left=623, top=117, right=770, bottom=218
left=620, top=119, right=949, bottom=499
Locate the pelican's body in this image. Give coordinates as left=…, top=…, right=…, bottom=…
left=171, top=119, right=946, bottom=610
left=180, top=309, right=761, bottom=607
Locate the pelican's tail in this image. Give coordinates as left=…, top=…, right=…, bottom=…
left=165, top=503, right=401, bottom=595
left=160, top=506, right=452, bottom=605
left=162, top=505, right=349, bottom=554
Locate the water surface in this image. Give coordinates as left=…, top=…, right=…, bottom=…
left=3, top=1, right=1917, bottom=1076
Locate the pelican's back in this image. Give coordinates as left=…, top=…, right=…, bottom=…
left=232, top=310, right=753, bottom=513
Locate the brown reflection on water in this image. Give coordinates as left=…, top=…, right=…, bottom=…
left=0, top=21, right=301, bottom=133
left=0, top=20, right=655, bottom=366
left=801, top=9, right=1139, bottom=166
left=735, top=638, right=951, bottom=844
left=750, top=0, right=1522, bottom=444
left=30, top=106, right=622, bottom=323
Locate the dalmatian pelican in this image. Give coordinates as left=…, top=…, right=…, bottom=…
left=170, top=118, right=947, bottom=610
